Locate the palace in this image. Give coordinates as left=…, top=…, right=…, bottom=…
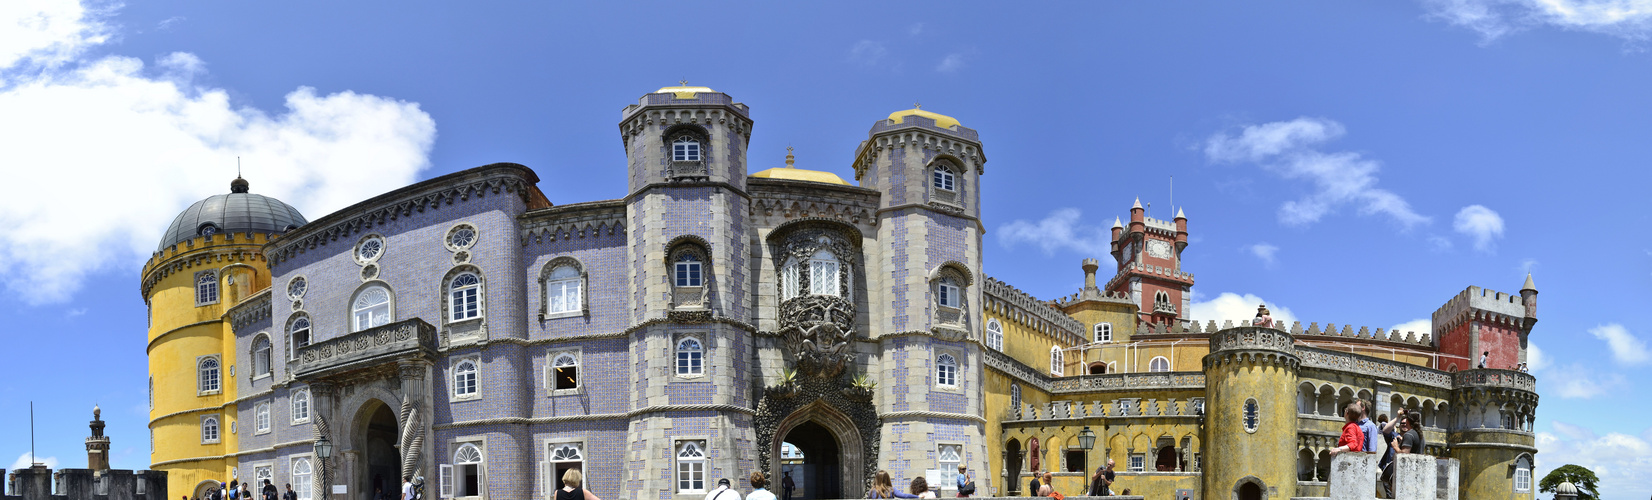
left=143, top=85, right=1538, bottom=500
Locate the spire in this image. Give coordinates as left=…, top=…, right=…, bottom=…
left=1522, top=273, right=1537, bottom=292
left=1112, top=217, right=1123, bottom=229
left=785, top=147, right=795, bottom=168
left=230, top=176, right=249, bottom=193
left=1175, top=207, right=1186, bottom=219
left=1132, top=197, right=1142, bottom=209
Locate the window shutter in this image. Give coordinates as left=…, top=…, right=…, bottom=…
left=439, top=465, right=453, bottom=498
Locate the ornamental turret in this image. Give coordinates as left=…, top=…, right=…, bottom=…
left=1104, top=199, right=1194, bottom=325
left=86, top=405, right=109, bottom=471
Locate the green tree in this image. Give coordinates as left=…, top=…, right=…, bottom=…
left=1538, top=464, right=1600, bottom=500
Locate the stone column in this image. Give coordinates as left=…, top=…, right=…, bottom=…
left=397, top=360, right=433, bottom=485
left=310, top=382, right=338, bottom=500
left=1434, top=459, right=1459, bottom=500
left=1393, top=454, right=1437, bottom=500
left=1327, top=452, right=1378, bottom=500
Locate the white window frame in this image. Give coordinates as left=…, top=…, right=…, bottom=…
left=1244, top=398, right=1260, bottom=434
left=1050, top=346, right=1064, bottom=376
left=549, top=350, right=580, bottom=394
left=676, top=440, right=708, bottom=493
left=933, top=165, right=956, bottom=192
left=291, top=457, right=315, bottom=500
left=291, top=388, right=311, bottom=424
left=676, top=336, right=705, bottom=378
left=451, top=442, right=485, bottom=499
left=253, top=465, right=273, bottom=492
left=252, top=334, right=273, bottom=379
left=352, top=284, right=393, bottom=332
left=254, top=402, right=271, bottom=434
left=985, top=319, right=1003, bottom=351
left=937, top=444, right=962, bottom=489
left=1514, top=457, right=1531, bottom=492
left=354, top=234, right=386, bottom=264
left=1095, top=323, right=1113, bottom=343
left=1148, top=356, right=1171, bottom=373
left=672, top=136, right=702, bottom=162
left=196, top=270, right=220, bottom=306
left=200, top=414, right=221, bottom=444
left=780, top=258, right=801, bottom=300
left=807, top=250, right=841, bottom=297
left=1128, top=453, right=1145, bottom=472
left=452, top=357, right=481, bottom=401
left=938, top=278, right=960, bottom=309
left=289, top=315, right=312, bottom=359
left=449, top=272, right=482, bottom=322
left=544, top=442, right=584, bottom=499
left=936, top=353, right=959, bottom=388
left=545, top=265, right=583, bottom=316
left=198, top=355, right=222, bottom=395
left=674, top=254, right=704, bottom=287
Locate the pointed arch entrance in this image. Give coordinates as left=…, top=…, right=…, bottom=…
left=770, top=401, right=864, bottom=500
left=354, top=399, right=401, bottom=500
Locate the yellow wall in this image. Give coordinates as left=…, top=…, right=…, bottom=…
left=144, top=234, right=273, bottom=495
left=985, top=305, right=1080, bottom=376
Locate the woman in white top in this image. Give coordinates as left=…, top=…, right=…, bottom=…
left=746, top=472, right=777, bottom=500
left=910, top=477, right=936, bottom=500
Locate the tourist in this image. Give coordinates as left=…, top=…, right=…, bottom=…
left=1356, top=400, right=1382, bottom=460
left=1479, top=351, right=1488, bottom=369
left=748, top=472, right=777, bottom=500
left=1394, top=412, right=1424, bottom=455
left=1094, top=459, right=1116, bottom=496
left=706, top=478, right=742, bottom=500
left=1120, top=489, right=1131, bottom=496
left=282, top=484, right=297, bottom=500
left=955, top=465, right=974, bottom=497
left=1376, top=413, right=1398, bottom=498
left=262, top=480, right=277, bottom=500
left=558, top=468, right=602, bottom=500
left=911, top=476, right=935, bottom=499
left=781, top=471, right=795, bottom=500
left=241, top=483, right=252, bottom=500
left=867, top=470, right=916, bottom=499
left=229, top=480, right=239, bottom=500
left=1328, top=402, right=1365, bottom=455
left=1039, top=473, right=1057, bottom=499
left=1026, top=468, right=1040, bottom=498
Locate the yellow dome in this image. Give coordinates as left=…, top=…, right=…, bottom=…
left=888, top=105, right=960, bottom=129
left=750, top=148, right=851, bottom=185
left=655, top=83, right=716, bottom=99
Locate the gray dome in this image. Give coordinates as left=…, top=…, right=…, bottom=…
left=158, top=178, right=307, bottom=251
left=1556, top=482, right=1577, bottom=495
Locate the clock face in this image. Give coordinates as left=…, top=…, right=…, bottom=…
left=1147, top=240, right=1173, bottom=259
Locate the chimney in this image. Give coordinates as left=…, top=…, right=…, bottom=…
left=1082, top=259, right=1100, bottom=290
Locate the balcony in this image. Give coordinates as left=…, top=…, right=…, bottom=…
left=1153, top=302, right=1178, bottom=315
left=292, top=318, right=437, bottom=379
left=1453, top=368, right=1536, bottom=392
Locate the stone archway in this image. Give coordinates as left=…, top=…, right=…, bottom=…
left=354, top=399, right=401, bottom=500
left=769, top=400, right=865, bottom=500
left=193, top=480, right=221, bottom=500
left=1233, top=476, right=1268, bottom=500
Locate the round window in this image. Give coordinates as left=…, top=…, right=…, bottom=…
left=287, top=277, right=307, bottom=300
left=356, top=235, right=385, bottom=263
left=448, top=225, right=477, bottom=250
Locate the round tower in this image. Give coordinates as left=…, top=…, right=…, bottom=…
left=1202, top=326, right=1300, bottom=500
left=142, top=177, right=305, bottom=497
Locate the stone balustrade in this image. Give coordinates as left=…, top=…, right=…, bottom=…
left=1452, top=369, right=1536, bottom=392
left=1007, top=397, right=1205, bottom=422
left=292, top=317, right=437, bottom=378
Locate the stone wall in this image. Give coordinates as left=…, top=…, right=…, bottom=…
left=1, top=468, right=166, bottom=500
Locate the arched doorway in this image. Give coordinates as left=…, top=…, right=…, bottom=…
left=783, top=421, right=841, bottom=500
left=1088, top=363, right=1107, bottom=375
left=1235, top=477, right=1266, bottom=500
left=1003, top=439, right=1022, bottom=495
left=193, top=480, right=221, bottom=500
left=359, top=400, right=401, bottom=500
left=770, top=401, right=864, bottom=500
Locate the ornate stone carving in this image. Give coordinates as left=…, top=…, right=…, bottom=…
left=753, top=376, right=879, bottom=492
left=770, top=225, right=860, bottom=379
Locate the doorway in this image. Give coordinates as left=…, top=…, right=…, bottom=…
left=361, top=401, right=400, bottom=500
left=783, top=421, right=841, bottom=500
left=1004, top=439, right=1022, bottom=495
left=1237, top=480, right=1264, bottom=500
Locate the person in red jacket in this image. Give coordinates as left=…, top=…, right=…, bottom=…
left=1328, top=402, right=1366, bottom=456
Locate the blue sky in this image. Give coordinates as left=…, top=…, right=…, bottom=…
left=2, top=0, right=1650, bottom=496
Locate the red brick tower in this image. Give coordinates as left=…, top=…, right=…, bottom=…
left=1106, top=199, right=1193, bottom=326
left=1430, top=275, right=1539, bottom=371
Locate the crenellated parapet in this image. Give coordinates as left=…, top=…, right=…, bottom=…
left=139, top=232, right=273, bottom=300
left=982, top=275, right=1086, bottom=345
left=1204, top=326, right=1299, bottom=368
left=618, top=91, right=754, bottom=148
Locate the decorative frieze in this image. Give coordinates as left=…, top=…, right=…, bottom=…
left=1298, top=347, right=1453, bottom=389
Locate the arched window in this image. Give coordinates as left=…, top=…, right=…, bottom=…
left=252, top=336, right=272, bottom=378
left=453, top=443, right=484, bottom=497
left=196, top=270, right=219, bottom=306
left=674, top=253, right=703, bottom=287
left=546, top=265, right=582, bottom=315
left=1154, top=291, right=1170, bottom=307
left=1149, top=356, right=1171, bottom=372
left=448, top=272, right=481, bottom=322
left=936, top=354, right=958, bottom=387
left=1243, top=398, right=1260, bottom=432
left=672, top=136, right=701, bottom=162
left=553, top=352, right=579, bottom=391
left=453, top=359, right=478, bottom=398
left=1010, top=383, right=1022, bottom=412
left=199, top=357, right=221, bottom=393
left=291, top=458, right=313, bottom=500
left=1514, top=456, right=1531, bottom=492
left=676, top=338, right=704, bottom=376
left=1050, top=346, right=1064, bottom=376
left=1095, top=323, right=1113, bottom=343
left=985, top=319, right=1004, bottom=351
left=352, top=285, right=392, bottom=331
left=676, top=441, right=707, bottom=493
left=932, top=164, right=956, bottom=192
left=291, top=389, right=310, bottom=424
left=201, top=415, right=220, bottom=443
left=254, top=403, right=270, bottom=434
left=808, top=250, right=841, bottom=297
left=290, top=316, right=312, bottom=355
left=938, top=277, right=961, bottom=308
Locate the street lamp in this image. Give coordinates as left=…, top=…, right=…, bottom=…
left=1077, top=426, right=1096, bottom=450
left=314, top=435, right=333, bottom=459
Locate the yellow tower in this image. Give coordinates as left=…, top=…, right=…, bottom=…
left=143, top=177, right=305, bottom=498
left=1202, top=326, right=1300, bottom=500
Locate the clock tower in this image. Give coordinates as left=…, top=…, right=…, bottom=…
left=1106, top=199, right=1194, bottom=326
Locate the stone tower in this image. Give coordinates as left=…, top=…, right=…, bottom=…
left=1108, top=202, right=1192, bottom=325
left=1202, top=326, right=1300, bottom=499
left=618, top=84, right=758, bottom=498
left=1430, top=278, right=1537, bottom=372
left=87, top=405, right=110, bottom=471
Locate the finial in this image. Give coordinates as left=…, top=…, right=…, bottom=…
left=785, top=147, right=795, bottom=168
left=679, top=79, right=688, bottom=86
left=913, top=101, right=921, bottom=109
left=1522, top=273, right=1537, bottom=292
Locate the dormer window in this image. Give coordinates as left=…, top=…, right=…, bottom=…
left=938, top=277, right=960, bottom=308
left=933, top=166, right=955, bottom=191
left=674, top=254, right=703, bottom=287
left=672, top=136, right=701, bottom=162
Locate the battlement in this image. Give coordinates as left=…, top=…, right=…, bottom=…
left=1052, top=289, right=1133, bottom=307
left=142, top=231, right=276, bottom=273
left=982, top=274, right=1085, bottom=344
left=1, top=467, right=167, bottom=500
left=1431, top=286, right=1527, bottom=329
left=1142, top=216, right=1177, bottom=234
left=1130, top=320, right=1434, bottom=348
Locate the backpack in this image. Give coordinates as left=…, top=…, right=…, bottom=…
left=960, top=481, right=975, bottom=496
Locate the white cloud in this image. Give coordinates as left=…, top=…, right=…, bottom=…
left=908, top=23, right=925, bottom=36
left=0, top=0, right=109, bottom=71
left=1549, top=363, right=1625, bottom=398
left=0, top=1, right=436, bottom=305
left=9, top=452, right=57, bottom=470
left=1389, top=318, right=1431, bottom=337
left=998, top=208, right=1110, bottom=256
left=1452, top=205, right=1504, bottom=252
left=1203, top=117, right=1430, bottom=229
left=936, top=53, right=965, bottom=73
left=1421, top=0, right=1652, bottom=45
left=1245, top=243, right=1279, bottom=266
left=1519, top=258, right=1538, bottom=274
left=1534, top=422, right=1652, bottom=499
left=1588, top=323, right=1652, bottom=365
left=1526, top=341, right=1552, bottom=370
left=1188, top=292, right=1298, bottom=327
left=156, top=16, right=184, bottom=31
left=848, top=40, right=887, bottom=66
left=1428, top=235, right=1454, bottom=252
